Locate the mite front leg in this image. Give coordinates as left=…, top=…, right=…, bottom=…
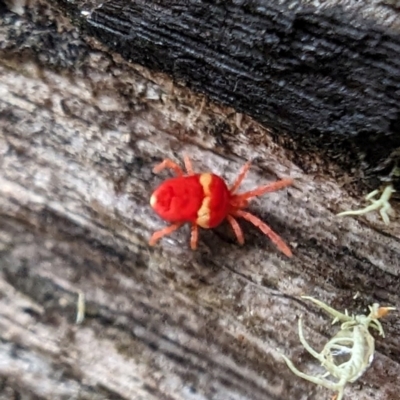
left=239, top=178, right=294, bottom=201
left=182, top=154, right=195, bottom=176
left=153, top=159, right=184, bottom=176
left=230, top=161, right=251, bottom=194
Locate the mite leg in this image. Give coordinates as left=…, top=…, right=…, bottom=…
left=230, top=161, right=251, bottom=194
left=238, top=178, right=293, bottom=201
left=233, top=209, right=292, bottom=257
left=226, top=214, right=245, bottom=245
left=153, top=159, right=184, bottom=176
left=149, top=223, right=183, bottom=246
left=190, top=224, right=199, bottom=250
left=183, top=154, right=195, bottom=176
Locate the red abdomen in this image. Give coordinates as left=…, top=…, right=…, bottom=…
left=150, top=173, right=231, bottom=228
left=151, top=175, right=204, bottom=223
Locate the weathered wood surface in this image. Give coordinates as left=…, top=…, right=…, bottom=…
left=0, top=1, right=400, bottom=400
left=59, top=0, right=400, bottom=190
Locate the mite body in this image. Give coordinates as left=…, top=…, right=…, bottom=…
left=149, top=155, right=293, bottom=257
left=151, top=173, right=229, bottom=228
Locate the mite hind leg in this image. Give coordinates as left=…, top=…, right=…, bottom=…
left=226, top=214, right=245, bottom=245
left=233, top=209, right=292, bottom=257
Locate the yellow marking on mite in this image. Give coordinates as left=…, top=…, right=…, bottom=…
left=150, top=194, right=157, bottom=207
left=199, top=173, right=212, bottom=196
left=197, top=197, right=211, bottom=228
left=196, top=173, right=213, bottom=228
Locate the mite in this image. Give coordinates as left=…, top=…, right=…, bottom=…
left=149, top=155, right=293, bottom=257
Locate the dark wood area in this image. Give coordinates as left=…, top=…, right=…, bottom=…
left=59, top=0, right=400, bottom=190
left=0, top=1, right=399, bottom=400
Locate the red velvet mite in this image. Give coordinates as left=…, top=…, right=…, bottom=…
left=149, top=155, right=293, bottom=257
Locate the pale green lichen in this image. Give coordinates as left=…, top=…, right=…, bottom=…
left=337, top=184, right=395, bottom=225
left=280, top=296, right=395, bottom=400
